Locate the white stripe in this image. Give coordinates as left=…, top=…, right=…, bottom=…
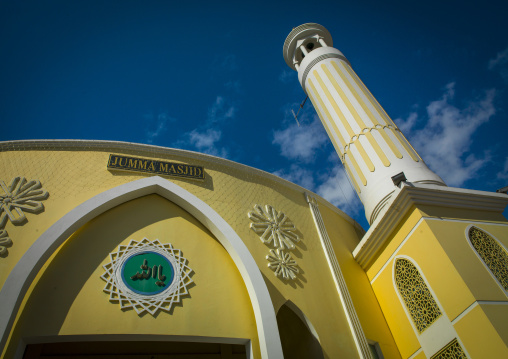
left=370, top=218, right=424, bottom=284
left=407, top=347, right=423, bottom=359
left=306, top=194, right=372, bottom=359
left=452, top=301, right=508, bottom=325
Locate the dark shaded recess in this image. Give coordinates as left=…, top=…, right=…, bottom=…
left=24, top=341, right=247, bottom=359
left=276, top=304, right=325, bottom=359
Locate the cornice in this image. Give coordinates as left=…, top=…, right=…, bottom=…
left=353, top=182, right=508, bottom=269
left=0, top=139, right=360, bottom=228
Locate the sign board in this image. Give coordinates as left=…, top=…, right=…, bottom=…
left=107, top=154, right=205, bottom=180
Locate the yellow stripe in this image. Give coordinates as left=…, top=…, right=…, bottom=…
left=392, top=129, right=421, bottom=162
left=320, top=120, right=344, bottom=157
left=332, top=61, right=381, bottom=125
left=332, top=61, right=402, bottom=159
left=380, top=128, right=402, bottom=159
left=314, top=70, right=354, bottom=138
left=322, top=63, right=367, bottom=129
left=322, top=64, right=378, bottom=171
left=365, top=132, right=390, bottom=166
left=341, top=63, right=391, bottom=126
left=377, top=128, right=402, bottom=159
left=354, top=141, right=374, bottom=174
left=346, top=151, right=367, bottom=186
left=314, top=69, right=375, bottom=173
left=308, top=80, right=362, bottom=191
left=308, top=79, right=346, bottom=149
left=315, top=105, right=341, bottom=152
left=344, top=162, right=361, bottom=193
left=343, top=63, right=421, bottom=162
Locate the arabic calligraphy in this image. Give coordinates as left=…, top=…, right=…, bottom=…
left=130, top=258, right=167, bottom=287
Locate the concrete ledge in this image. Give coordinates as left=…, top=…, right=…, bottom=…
left=353, top=183, right=508, bottom=269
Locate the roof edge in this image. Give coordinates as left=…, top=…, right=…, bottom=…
left=0, top=139, right=361, bottom=228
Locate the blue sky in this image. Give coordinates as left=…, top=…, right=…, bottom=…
left=1, top=0, right=507, bottom=229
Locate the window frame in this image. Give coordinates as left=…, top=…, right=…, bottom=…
left=465, top=224, right=508, bottom=296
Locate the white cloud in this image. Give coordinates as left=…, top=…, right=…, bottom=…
left=188, top=128, right=221, bottom=149
left=271, top=102, right=362, bottom=218
left=497, top=158, right=508, bottom=181
left=187, top=128, right=228, bottom=158
left=488, top=46, right=508, bottom=81
left=145, top=112, right=176, bottom=144
left=316, top=166, right=362, bottom=215
left=272, top=115, right=328, bottom=163
left=396, top=111, right=417, bottom=134
left=272, top=164, right=315, bottom=190
left=211, top=54, right=238, bottom=73
left=488, top=47, right=508, bottom=70
left=395, top=82, right=496, bottom=186
left=207, top=96, right=236, bottom=125
left=278, top=69, right=294, bottom=83
left=272, top=154, right=362, bottom=218
left=225, top=80, right=241, bottom=93
left=174, top=96, right=234, bottom=158
left=221, top=54, right=238, bottom=71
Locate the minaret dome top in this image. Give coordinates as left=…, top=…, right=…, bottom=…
left=283, top=23, right=333, bottom=70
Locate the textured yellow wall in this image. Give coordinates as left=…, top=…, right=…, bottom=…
left=0, top=145, right=392, bottom=359
left=427, top=220, right=508, bottom=304
left=366, top=202, right=508, bottom=358
left=365, top=207, right=421, bottom=279
left=454, top=304, right=508, bottom=358
left=319, top=203, right=401, bottom=358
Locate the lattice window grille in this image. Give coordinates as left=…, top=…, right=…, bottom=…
left=430, top=338, right=467, bottom=359
left=468, top=226, right=508, bottom=291
left=394, top=258, right=442, bottom=333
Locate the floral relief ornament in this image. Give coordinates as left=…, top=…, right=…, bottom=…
left=0, top=230, right=12, bottom=256
left=0, top=177, right=49, bottom=227
left=0, top=177, right=49, bottom=256
left=248, top=204, right=301, bottom=280
left=266, top=248, right=299, bottom=280
left=248, top=204, right=300, bottom=250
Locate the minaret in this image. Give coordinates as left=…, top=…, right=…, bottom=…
left=283, top=23, right=446, bottom=224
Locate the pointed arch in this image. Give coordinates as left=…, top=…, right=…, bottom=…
left=393, top=257, right=441, bottom=333
left=0, top=176, right=283, bottom=359
left=280, top=300, right=320, bottom=343
left=467, top=225, right=508, bottom=291
left=276, top=300, right=324, bottom=359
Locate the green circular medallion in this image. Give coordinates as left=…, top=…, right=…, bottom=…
left=121, top=251, right=175, bottom=295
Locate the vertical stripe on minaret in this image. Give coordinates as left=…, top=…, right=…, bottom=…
left=284, top=23, right=446, bottom=224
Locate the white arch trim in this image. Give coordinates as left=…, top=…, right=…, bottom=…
left=0, top=176, right=283, bottom=359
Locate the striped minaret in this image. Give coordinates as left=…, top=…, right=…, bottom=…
left=284, top=23, right=446, bottom=224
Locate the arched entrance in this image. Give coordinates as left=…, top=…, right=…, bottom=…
left=0, top=176, right=283, bottom=359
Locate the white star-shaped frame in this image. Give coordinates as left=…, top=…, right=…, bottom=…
left=101, top=238, right=193, bottom=316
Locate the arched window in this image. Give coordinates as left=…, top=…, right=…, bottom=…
left=430, top=338, right=467, bottom=359
left=468, top=226, right=508, bottom=290
left=394, top=258, right=441, bottom=333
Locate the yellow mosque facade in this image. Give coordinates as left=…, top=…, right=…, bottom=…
left=0, top=23, right=507, bottom=359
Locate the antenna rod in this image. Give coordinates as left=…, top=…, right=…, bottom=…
left=291, top=96, right=308, bottom=126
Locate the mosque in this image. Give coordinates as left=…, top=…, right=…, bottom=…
left=1, top=23, right=507, bottom=359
